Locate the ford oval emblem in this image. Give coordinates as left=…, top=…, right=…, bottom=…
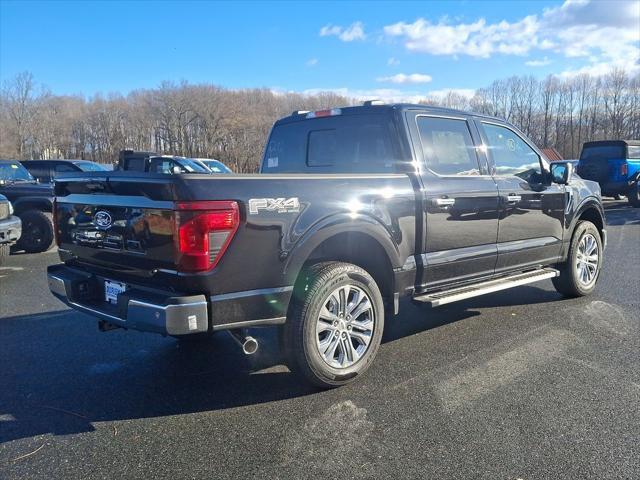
left=94, top=210, right=113, bottom=229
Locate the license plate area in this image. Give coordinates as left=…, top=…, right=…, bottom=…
left=104, top=280, right=127, bottom=305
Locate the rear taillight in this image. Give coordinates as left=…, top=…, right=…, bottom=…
left=620, top=163, right=628, bottom=176
left=174, top=201, right=239, bottom=272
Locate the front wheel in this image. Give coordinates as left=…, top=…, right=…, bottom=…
left=283, top=262, right=385, bottom=388
left=552, top=220, right=603, bottom=297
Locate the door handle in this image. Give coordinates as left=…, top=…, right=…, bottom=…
left=506, top=194, right=522, bottom=203
left=434, top=197, right=455, bottom=207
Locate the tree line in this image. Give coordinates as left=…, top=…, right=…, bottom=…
left=1, top=70, right=638, bottom=171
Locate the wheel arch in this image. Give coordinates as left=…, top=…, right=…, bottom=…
left=284, top=214, right=402, bottom=305
left=572, top=199, right=605, bottom=244
left=12, top=197, right=53, bottom=215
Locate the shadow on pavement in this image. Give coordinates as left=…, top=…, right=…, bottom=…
left=0, top=281, right=569, bottom=445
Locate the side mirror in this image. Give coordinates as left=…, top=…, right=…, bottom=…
left=551, top=162, right=573, bottom=185
left=171, top=165, right=182, bottom=175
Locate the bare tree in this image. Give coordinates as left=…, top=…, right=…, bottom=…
left=1, top=71, right=638, bottom=168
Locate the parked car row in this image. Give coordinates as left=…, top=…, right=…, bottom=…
left=0, top=154, right=232, bottom=256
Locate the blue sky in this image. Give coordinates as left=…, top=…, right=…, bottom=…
left=1, top=0, right=638, bottom=101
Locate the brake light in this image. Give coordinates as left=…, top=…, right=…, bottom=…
left=620, top=163, right=628, bottom=176
left=306, top=108, right=342, bottom=119
left=174, top=201, right=239, bottom=272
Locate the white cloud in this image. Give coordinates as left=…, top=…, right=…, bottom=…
left=382, top=0, right=640, bottom=76
left=306, top=58, right=318, bottom=67
left=376, top=73, right=432, bottom=84
left=525, top=56, right=552, bottom=67
left=387, top=57, right=400, bottom=66
left=320, top=21, right=366, bottom=42
left=383, top=15, right=539, bottom=58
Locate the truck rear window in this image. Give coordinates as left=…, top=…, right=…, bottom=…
left=262, top=114, right=398, bottom=173
left=580, top=145, right=625, bottom=161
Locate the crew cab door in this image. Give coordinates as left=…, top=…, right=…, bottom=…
left=407, top=113, right=500, bottom=289
left=475, top=120, right=564, bottom=273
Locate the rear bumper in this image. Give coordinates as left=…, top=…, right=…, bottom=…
left=48, top=264, right=208, bottom=336
left=47, top=264, right=290, bottom=335
left=0, top=215, right=21, bottom=245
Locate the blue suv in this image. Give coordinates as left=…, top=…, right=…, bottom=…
left=577, top=140, right=640, bottom=207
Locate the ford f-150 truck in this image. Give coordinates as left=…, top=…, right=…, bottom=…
left=47, top=102, right=606, bottom=387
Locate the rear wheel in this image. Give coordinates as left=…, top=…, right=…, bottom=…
left=552, top=220, right=603, bottom=297
left=283, top=262, right=384, bottom=388
left=16, top=210, right=54, bottom=253
left=628, top=182, right=640, bottom=207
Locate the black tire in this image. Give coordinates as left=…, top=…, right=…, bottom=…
left=283, top=262, right=385, bottom=388
left=0, top=243, right=9, bottom=265
left=16, top=210, right=54, bottom=253
left=552, top=220, right=603, bottom=297
left=628, top=182, right=640, bottom=208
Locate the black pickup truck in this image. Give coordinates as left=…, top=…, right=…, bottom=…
left=48, top=103, right=606, bottom=387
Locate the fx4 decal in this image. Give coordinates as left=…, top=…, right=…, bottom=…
left=249, top=197, right=300, bottom=215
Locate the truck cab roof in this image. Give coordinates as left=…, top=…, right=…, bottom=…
left=278, top=102, right=501, bottom=126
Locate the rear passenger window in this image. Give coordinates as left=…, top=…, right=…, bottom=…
left=27, top=166, right=51, bottom=183
left=416, top=117, right=481, bottom=176
left=54, top=164, right=76, bottom=176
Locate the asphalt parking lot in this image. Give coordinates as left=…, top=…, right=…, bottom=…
left=1, top=200, right=638, bottom=479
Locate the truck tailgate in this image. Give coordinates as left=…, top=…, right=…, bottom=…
left=54, top=173, right=185, bottom=274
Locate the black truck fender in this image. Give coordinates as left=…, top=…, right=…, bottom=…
left=283, top=212, right=404, bottom=307
left=11, top=196, right=54, bottom=214
left=560, top=196, right=606, bottom=260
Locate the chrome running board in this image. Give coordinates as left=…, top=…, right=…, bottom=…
left=413, top=268, right=559, bottom=307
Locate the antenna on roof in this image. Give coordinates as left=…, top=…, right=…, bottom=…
left=362, top=99, right=385, bottom=106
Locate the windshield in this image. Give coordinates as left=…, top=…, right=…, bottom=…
left=175, top=158, right=210, bottom=173
left=76, top=162, right=107, bottom=172
left=149, top=157, right=211, bottom=174
left=580, top=145, right=625, bottom=161
left=202, top=160, right=232, bottom=173
left=0, top=162, right=35, bottom=182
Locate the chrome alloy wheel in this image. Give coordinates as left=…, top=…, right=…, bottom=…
left=315, top=285, right=375, bottom=369
left=575, top=233, right=599, bottom=286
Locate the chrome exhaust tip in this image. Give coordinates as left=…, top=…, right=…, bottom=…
left=242, top=336, right=259, bottom=355
left=228, top=329, right=259, bottom=355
